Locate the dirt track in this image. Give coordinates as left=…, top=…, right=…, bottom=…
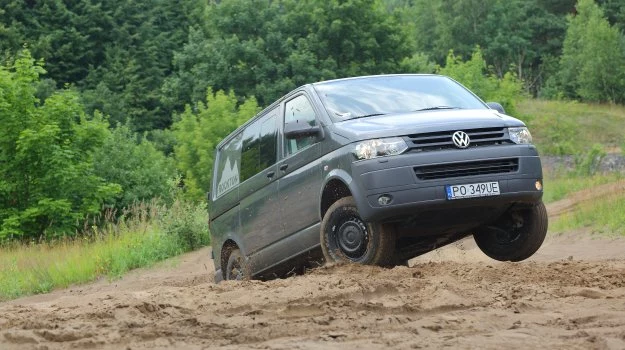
left=1, top=194, right=625, bottom=349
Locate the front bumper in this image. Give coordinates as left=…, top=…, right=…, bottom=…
left=350, top=145, right=543, bottom=222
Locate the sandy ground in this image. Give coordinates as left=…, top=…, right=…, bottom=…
left=1, top=188, right=625, bottom=349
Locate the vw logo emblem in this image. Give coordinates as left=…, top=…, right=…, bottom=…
left=452, top=131, right=470, bottom=148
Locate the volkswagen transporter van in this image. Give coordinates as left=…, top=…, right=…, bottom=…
left=209, top=74, right=547, bottom=281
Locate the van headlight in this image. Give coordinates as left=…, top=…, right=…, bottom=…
left=508, top=127, right=533, bottom=144
left=353, top=137, right=408, bottom=160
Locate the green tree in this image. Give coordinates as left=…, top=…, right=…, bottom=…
left=0, top=0, right=203, bottom=131
left=397, top=53, right=437, bottom=74
left=597, top=0, right=625, bottom=32
left=391, top=0, right=574, bottom=96
left=433, top=0, right=495, bottom=61
left=172, top=89, right=259, bottom=200
left=165, top=0, right=414, bottom=109
left=162, top=0, right=301, bottom=111
left=81, top=0, right=204, bottom=131
left=93, top=124, right=177, bottom=211
left=0, top=51, right=120, bottom=239
left=556, top=0, right=625, bottom=103
left=292, top=0, right=413, bottom=77
left=0, top=0, right=112, bottom=86
left=482, top=0, right=567, bottom=93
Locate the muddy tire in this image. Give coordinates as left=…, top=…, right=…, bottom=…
left=473, top=201, right=548, bottom=262
left=225, top=249, right=251, bottom=280
left=321, top=196, right=396, bottom=266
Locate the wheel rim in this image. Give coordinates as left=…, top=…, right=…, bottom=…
left=494, top=211, right=524, bottom=244
left=334, top=216, right=369, bottom=260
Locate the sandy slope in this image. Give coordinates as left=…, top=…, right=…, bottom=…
left=1, top=188, right=625, bottom=349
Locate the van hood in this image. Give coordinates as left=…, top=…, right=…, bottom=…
left=331, top=109, right=525, bottom=141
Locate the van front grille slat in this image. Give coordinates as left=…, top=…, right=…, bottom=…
left=405, top=127, right=512, bottom=152
left=414, top=158, right=519, bottom=180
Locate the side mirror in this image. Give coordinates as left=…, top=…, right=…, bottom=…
left=487, top=102, right=506, bottom=114
left=284, top=120, right=320, bottom=140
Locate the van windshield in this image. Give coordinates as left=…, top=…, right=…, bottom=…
left=313, top=75, right=488, bottom=121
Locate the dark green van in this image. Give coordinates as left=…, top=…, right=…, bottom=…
left=209, top=74, right=547, bottom=282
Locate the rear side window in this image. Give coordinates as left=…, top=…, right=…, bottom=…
left=214, top=133, right=242, bottom=199
left=259, top=115, right=277, bottom=169
left=241, top=121, right=261, bottom=182
left=240, top=111, right=279, bottom=182
left=284, top=95, right=318, bottom=156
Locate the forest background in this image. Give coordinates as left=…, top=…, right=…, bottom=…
left=1, top=0, right=624, bottom=242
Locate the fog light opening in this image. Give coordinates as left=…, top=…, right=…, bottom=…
left=535, top=180, right=543, bottom=191
left=378, top=194, right=393, bottom=206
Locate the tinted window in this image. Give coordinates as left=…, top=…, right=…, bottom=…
left=214, top=133, right=242, bottom=198
left=259, top=115, right=277, bottom=169
left=240, top=111, right=279, bottom=182
left=284, top=95, right=318, bottom=156
left=240, top=120, right=261, bottom=182
left=313, top=75, right=487, bottom=120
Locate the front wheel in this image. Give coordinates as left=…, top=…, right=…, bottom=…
left=320, top=196, right=396, bottom=266
left=225, top=249, right=251, bottom=280
left=473, top=201, right=548, bottom=262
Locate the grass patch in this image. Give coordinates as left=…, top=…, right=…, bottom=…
left=0, top=230, right=181, bottom=300
left=543, top=172, right=623, bottom=203
left=550, top=193, right=625, bottom=236
left=517, top=99, right=625, bottom=154
left=0, top=199, right=209, bottom=301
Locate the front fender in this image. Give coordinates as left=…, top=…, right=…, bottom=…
left=319, top=168, right=368, bottom=221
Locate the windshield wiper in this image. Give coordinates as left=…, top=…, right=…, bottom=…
left=350, top=113, right=387, bottom=120
left=414, top=106, right=461, bottom=111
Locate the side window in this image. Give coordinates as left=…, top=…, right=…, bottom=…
left=214, top=133, right=242, bottom=199
left=284, top=95, right=318, bottom=156
left=240, top=120, right=261, bottom=182
left=240, top=110, right=279, bottom=182
left=259, top=115, right=277, bottom=169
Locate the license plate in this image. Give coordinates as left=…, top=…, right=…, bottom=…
left=446, top=182, right=500, bottom=200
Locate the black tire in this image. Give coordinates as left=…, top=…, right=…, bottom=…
left=225, top=248, right=251, bottom=281
left=473, top=201, right=548, bottom=262
left=320, top=196, right=396, bottom=266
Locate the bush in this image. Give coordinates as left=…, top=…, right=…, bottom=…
left=156, top=179, right=210, bottom=250
left=93, top=124, right=176, bottom=211
left=158, top=199, right=210, bottom=251
left=575, top=143, right=606, bottom=176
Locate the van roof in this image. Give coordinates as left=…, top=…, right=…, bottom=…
left=312, top=73, right=441, bottom=86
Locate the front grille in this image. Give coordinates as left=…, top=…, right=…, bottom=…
left=414, top=158, right=519, bottom=180
left=405, top=127, right=513, bottom=152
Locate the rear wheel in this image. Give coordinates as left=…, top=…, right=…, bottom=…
left=473, top=201, right=548, bottom=262
left=225, top=249, right=251, bottom=280
left=320, top=196, right=396, bottom=266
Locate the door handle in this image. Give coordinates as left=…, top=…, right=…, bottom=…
left=266, top=171, right=275, bottom=178
left=279, top=164, right=288, bottom=171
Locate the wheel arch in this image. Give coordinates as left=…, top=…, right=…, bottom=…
left=319, top=169, right=358, bottom=220
left=220, top=239, right=241, bottom=276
